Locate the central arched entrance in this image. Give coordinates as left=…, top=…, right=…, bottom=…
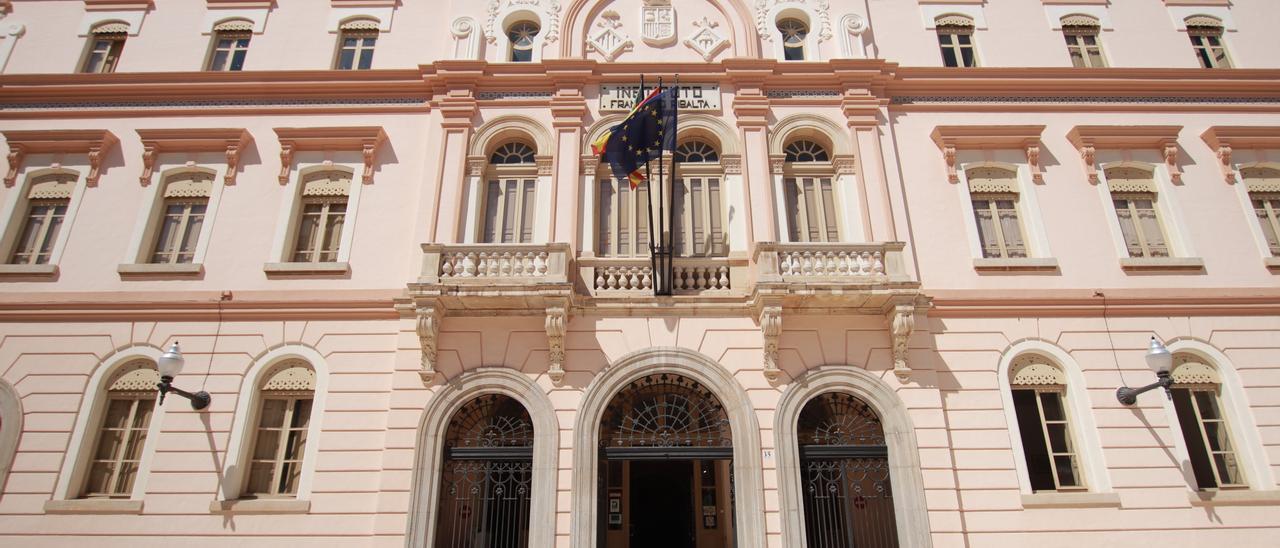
left=597, top=373, right=736, bottom=548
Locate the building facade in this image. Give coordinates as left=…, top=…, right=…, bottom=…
left=0, top=0, right=1278, bottom=546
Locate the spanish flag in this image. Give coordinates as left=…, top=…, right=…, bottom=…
left=593, top=87, right=678, bottom=189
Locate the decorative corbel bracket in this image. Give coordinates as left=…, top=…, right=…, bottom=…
left=274, top=126, right=388, bottom=185
left=930, top=126, right=1045, bottom=185
left=416, top=303, right=441, bottom=385
left=1216, top=146, right=1234, bottom=184
left=888, top=303, right=915, bottom=381
left=545, top=303, right=568, bottom=385
left=1163, top=144, right=1182, bottom=184
left=760, top=304, right=783, bottom=381
left=135, top=128, right=252, bottom=186
left=3, top=129, right=119, bottom=187
left=1081, top=146, right=1098, bottom=184
left=1026, top=145, right=1043, bottom=183
left=1202, top=126, right=1280, bottom=185
left=1067, top=125, right=1183, bottom=185
left=943, top=145, right=958, bottom=183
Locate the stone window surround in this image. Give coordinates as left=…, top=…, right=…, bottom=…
left=768, top=114, right=862, bottom=244
left=775, top=366, right=934, bottom=547
left=1158, top=340, right=1277, bottom=494
left=490, top=3, right=548, bottom=63
left=406, top=368, right=558, bottom=548
left=45, top=346, right=169, bottom=513
left=1200, top=126, right=1280, bottom=268
left=214, top=345, right=330, bottom=511
left=996, top=340, right=1114, bottom=505
left=462, top=116, right=553, bottom=244
left=267, top=162, right=361, bottom=275
left=1042, top=4, right=1113, bottom=31
left=763, top=2, right=824, bottom=62
left=0, top=379, right=21, bottom=499
left=118, top=163, right=228, bottom=278
left=0, top=166, right=87, bottom=278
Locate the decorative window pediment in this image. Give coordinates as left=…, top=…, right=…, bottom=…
left=1184, top=14, right=1224, bottom=29
left=136, top=128, right=252, bottom=186
left=106, top=359, right=159, bottom=391
left=261, top=360, right=316, bottom=391
left=1172, top=355, right=1221, bottom=384
left=934, top=14, right=975, bottom=28
left=1067, top=125, right=1182, bottom=184
left=339, top=17, right=380, bottom=31
left=1103, top=165, right=1157, bottom=193
left=1060, top=14, right=1100, bottom=28
left=965, top=166, right=1018, bottom=193
left=275, top=126, right=387, bottom=184
left=930, top=125, right=1045, bottom=183
left=26, top=170, right=77, bottom=199
left=3, top=129, right=119, bottom=188
left=1010, top=355, right=1065, bottom=386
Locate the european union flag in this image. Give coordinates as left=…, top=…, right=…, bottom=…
left=593, top=86, right=678, bottom=189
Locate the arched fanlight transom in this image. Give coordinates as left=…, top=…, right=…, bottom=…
left=778, top=18, right=809, bottom=45
left=785, top=140, right=830, bottom=162
left=600, top=373, right=731, bottom=448
left=798, top=392, right=886, bottom=447
left=490, top=142, right=536, bottom=165
left=508, top=21, right=540, bottom=49
left=676, top=140, right=720, bottom=163
left=444, top=394, right=535, bottom=449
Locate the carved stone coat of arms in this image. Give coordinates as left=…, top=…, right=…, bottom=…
left=641, top=0, right=675, bottom=46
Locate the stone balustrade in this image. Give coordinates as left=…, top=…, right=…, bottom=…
left=579, top=256, right=742, bottom=296
left=753, top=242, right=912, bottom=285
left=420, top=243, right=571, bottom=285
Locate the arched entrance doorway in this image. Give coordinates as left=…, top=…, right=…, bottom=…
left=597, top=373, right=736, bottom=548
left=798, top=392, right=898, bottom=547
left=435, top=394, right=534, bottom=548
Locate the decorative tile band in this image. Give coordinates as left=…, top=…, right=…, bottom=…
left=766, top=90, right=842, bottom=99
left=477, top=91, right=554, bottom=100
left=0, top=97, right=428, bottom=112
left=892, top=95, right=1280, bottom=105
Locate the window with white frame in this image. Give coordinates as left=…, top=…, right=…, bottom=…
left=82, top=360, right=158, bottom=498
left=1242, top=166, right=1280, bottom=256
left=81, top=22, right=128, bottom=73
left=207, top=19, right=252, bottom=71
left=482, top=142, right=537, bottom=244
left=244, top=361, right=316, bottom=498
left=598, top=172, right=650, bottom=257
left=935, top=15, right=977, bottom=68
left=1169, top=355, right=1245, bottom=490
left=8, top=170, right=75, bottom=265
left=1061, top=15, right=1105, bottom=68
left=149, top=170, right=213, bottom=264
left=1185, top=16, right=1231, bottom=69
left=1008, top=356, right=1084, bottom=492
left=782, top=140, right=839, bottom=243
left=291, top=169, right=351, bottom=263
left=507, top=20, right=540, bottom=62
left=1105, top=166, right=1169, bottom=258
left=777, top=18, right=808, bottom=61
left=335, top=19, right=378, bottom=70
left=673, top=141, right=727, bottom=257
left=966, top=166, right=1027, bottom=259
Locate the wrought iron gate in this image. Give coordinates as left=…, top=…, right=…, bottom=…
left=437, top=395, right=533, bottom=548
left=799, top=392, right=899, bottom=548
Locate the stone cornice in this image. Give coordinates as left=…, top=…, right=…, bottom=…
left=930, top=288, right=1280, bottom=318
left=931, top=125, right=1046, bottom=183
left=0, top=289, right=401, bottom=321
left=1201, top=126, right=1280, bottom=184
left=1067, top=125, right=1183, bottom=183
left=3, top=129, right=118, bottom=187
left=274, top=126, right=387, bottom=184
left=135, top=128, right=251, bottom=186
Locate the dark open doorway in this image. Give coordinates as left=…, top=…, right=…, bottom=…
left=629, top=460, right=694, bottom=548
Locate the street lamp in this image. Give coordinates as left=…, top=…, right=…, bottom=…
left=1115, top=336, right=1174, bottom=406
left=156, top=342, right=211, bottom=410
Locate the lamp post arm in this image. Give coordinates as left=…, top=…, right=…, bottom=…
left=1115, top=371, right=1174, bottom=406
left=157, top=377, right=212, bottom=411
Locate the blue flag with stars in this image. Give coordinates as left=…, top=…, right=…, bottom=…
left=595, top=86, right=678, bottom=189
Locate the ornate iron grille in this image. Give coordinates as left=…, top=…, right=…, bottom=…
left=600, top=373, right=731, bottom=448
left=437, top=395, right=534, bottom=548
left=799, top=393, right=898, bottom=548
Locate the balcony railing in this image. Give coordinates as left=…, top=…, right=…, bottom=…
left=753, top=242, right=912, bottom=286
left=419, top=243, right=571, bottom=285
left=577, top=255, right=747, bottom=297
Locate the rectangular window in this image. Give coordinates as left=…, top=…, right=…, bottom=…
left=84, top=396, right=155, bottom=498
left=151, top=198, right=207, bottom=264
left=482, top=179, right=536, bottom=244
left=336, top=31, right=377, bottom=70
left=9, top=199, right=68, bottom=265
left=245, top=396, right=312, bottom=497
left=1012, top=389, right=1083, bottom=492
left=971, top=194, right=1027, bottom=259
left=598, top=179, right=650, bottom=257
left=1111, top=193, right=1169, bottom=258
left=783, top=177, right=839, bottom=243
left=81, top=34, right=126, bottom=73
left=1172, top=387, right=1245, bottom=489
left=292, top=197, right=347, bottom=263
left=937, top=27, right=976, bottom=68
left=208, top=31, right=251, bottom=71
left=1064, top=28, right=1105, bottom=68
left=1251, top=193, right=1280, bottom=256
left=1189, top=29, right=1231, bottom=68
left=673, top=177, right=726, bottom=257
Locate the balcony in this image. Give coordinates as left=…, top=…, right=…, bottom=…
left=578, top=255, right=747, bottom=296
left=752, top=242, right=920, bottom=311
left=412, top=243, right=574, bottom=313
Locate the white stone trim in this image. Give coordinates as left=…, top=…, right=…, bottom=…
left=1161, top=339, right=1276, bottom=490
left=955, top=157, right=1053, bottom=261
left=327, top=7, right=394, bottom=32
left=0, top=378, right=21, bottom=497
left=0, top=22, right=26, bottom=73
left=1044, top=5, right=1113, bottom=31
left=202, top=10, right=269, bottom=35
left=268, top=160, right=362, bottom=265
left=406, top=368, right=558, bottom=548
left=1232, top=159, right=1280, bottom=260
left=51, top=345, right=169, bottom=501
left=0, top=165, right=87, bottom=269
left=77, top=12, right=145, bottom=37
left=569, top=347, right=765, bottom=548
left=1168, top=7, right=1236, bottom=32
left=490, top=3, right=549, bottom=63
left=775, top=366, right=933, bottom=548
left=764, top=2, right=824, bottom=62
left=1094, top=156, right=1197, bottom=260
left=218, top=344, right=330, bottom=502
left=997, top=340, right=1112, bottom=495
left=920, top=5, right=987, bottom=30
left=121, top=161, right=227, bottom=268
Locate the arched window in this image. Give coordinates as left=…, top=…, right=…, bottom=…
left=965, top=165, right=1027, bottom=259
left=1169, top=355, right=1245, bottom=489
left=483, top=141, right=538, bottom=243
left=292, top=168, right=351, bottom=263
left=1242, top=165, right=1280, bottom=257
left=81, top=21, right=128, bottom=73
left=1061, top=14, right=1105, bottom=68
left=7, top=169, right=75, bottom=265
left=1103, top=165, right=1169, bottom=258
left=782, top=139, right=839, bottom=243
left=935, top=15, right=977, bottom=67
left=674, top=140, right=727, bottom=257
left=243, top=360, right=316, bottom=497
left=1185, top=16, right=1231, bottom=68
left=149, top=169, right=213, bottom=264
left=1008, top=355, right=1083, bottom=492
left=436, top=394, right=534, bottom=547
left=798, top=392, right=897, bottom=547
left=507, top=20, right=540, bottom=62
left=84, top=360, right=159, bottom=498
left=778, top=18, right=809, bottom=61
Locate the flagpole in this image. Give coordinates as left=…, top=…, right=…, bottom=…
left=669, top=74, right=680, bottom=296
left=639, top=76, right=659, bottom=293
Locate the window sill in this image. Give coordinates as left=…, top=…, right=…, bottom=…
left=973, top=258, right=1059, bottom=272
left=1119, top=257, right=1205, bottom=271
left=1020, top=491, right=1121, bottom=508
left=0, top=263, right=58, bottom=279
left=1188, top=489, right=1280, bottom=506
left=263, top=262, right=351, bottom=277
left=44, top=498, right=144, bottom=514
left=209, top=498, right=310, bottom=514
left=117, top=263, right=204, bottom=279
left=1266, top=257, right=1280, bottom=271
